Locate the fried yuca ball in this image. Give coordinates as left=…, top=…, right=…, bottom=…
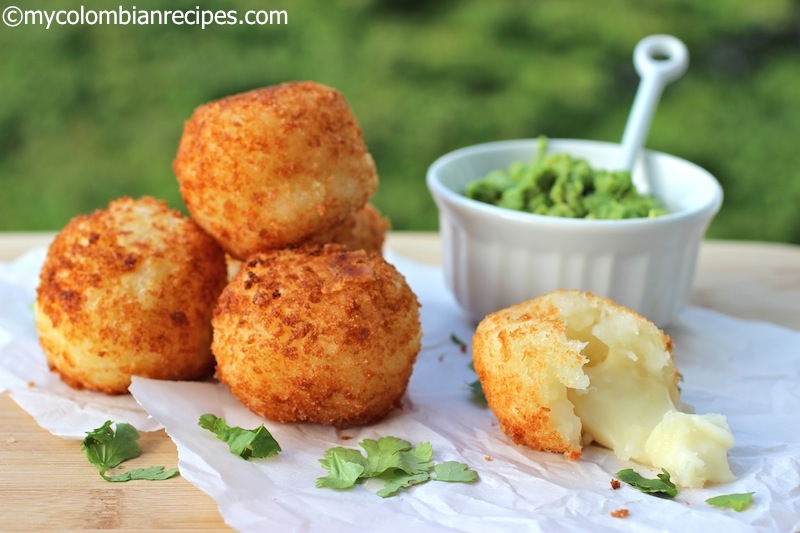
left=212, top=244, right=421, bottom=426
left=174, top=81, right=379, bottom=259
left=473, top=290, right=734, bottom=487
left=224, top=204, right=390, bottom=280
left=35, top=196, right=228, bottom=394
left=305, top=203, right=389, bottom=255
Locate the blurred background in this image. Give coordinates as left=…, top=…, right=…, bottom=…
left=1, top=0, right=799, bottom=242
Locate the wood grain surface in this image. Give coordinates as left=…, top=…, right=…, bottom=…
left=1, top=232, right=799, bottom=531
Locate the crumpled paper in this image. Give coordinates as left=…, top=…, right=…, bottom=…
left=1, top=249, right=799, bottom=532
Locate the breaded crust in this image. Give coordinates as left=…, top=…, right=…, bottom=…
left=473, top=294, right=587, bottom=460
left=35, top=196, right=228, bottom=394
left=305, top=203, right=390, bottom=254
left=173, top=81, right=378, bottom=259
left=212, top=244, right=421, bottom=426
left=224, top=204, right=390, bottom=280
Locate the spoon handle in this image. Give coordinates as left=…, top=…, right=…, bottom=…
left=619, top=35, right=689, bottom=174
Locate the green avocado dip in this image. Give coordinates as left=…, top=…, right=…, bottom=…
left=464, top=137, right=668, bottom=220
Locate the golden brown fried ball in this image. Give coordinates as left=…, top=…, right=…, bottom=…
left=35, top=196, right=228, bottom=394
left=173, top=81, right=379, bottom=259
left=303, top=203, right=389, bottom=255
left=212, top=244, right=421, bottom=426
left=224, top=203, right=390, bottom=280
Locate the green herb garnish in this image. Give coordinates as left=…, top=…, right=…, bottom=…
left=706, top=492, right=754, bottom=512
left=316, top=436, right=478, bottom=497
left=433, top=461, right=480, bottom=482
left=468, top=378, right=487, bottom=406
left=198, top=413, right=281, bottom=460
left=615, top=468, right=678, bottom=498
left=466, top=361, right=488, bottom=407
left=82, top=421, right=178, bottom=482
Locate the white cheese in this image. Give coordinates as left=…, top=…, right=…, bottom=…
left=556, top=293, right=735, bottom=487
left=645, top=411, right=736, bottom=487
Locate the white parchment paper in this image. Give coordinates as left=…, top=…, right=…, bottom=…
left=1, top=249, right=799, bottom=531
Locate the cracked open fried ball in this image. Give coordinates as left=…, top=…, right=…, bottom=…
left=212, top=244, right=421, bottom=426
left=35, top=196, right=228, bottom=394
left=173, top=81, right=379, bottom=259
left=473, top=290, right=735, bottom=487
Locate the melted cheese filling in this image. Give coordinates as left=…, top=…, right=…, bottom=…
left=556, top=296, right=735, bottom=487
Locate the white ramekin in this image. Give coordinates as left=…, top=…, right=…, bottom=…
left=426, top=139, right=723, bottom=326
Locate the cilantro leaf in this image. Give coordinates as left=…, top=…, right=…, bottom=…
left=316, top=449, right=366, bottom=489
left=359, top=436, right=413, bottom=477
left=318, top=446, right=368, bottom=472
left=616, top=468, right=678, bottom=498
left=82, top=421, right=178, bottom=482
left=706, top=492, right=754, bottom=512
left=376, top=472, right=431, bottom=498
left=396, top=441, right=434, bottom=475
left=468, top=379, right=487, bottom=406
left=104, top=466, right=180, bottom=483
left=198, top=414, right=281, bottom=460
left=466, top=361, right=488, bottom=407
left=433, top=461, right=479, bottom=483
left=82, top=421, right=141, bottom=473
left=317, top=436, right=479, bottom=497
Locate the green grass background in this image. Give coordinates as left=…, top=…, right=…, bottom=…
left=1, top=0, right=799, bottom=242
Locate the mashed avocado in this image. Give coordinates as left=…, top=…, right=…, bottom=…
left=465, top=137, right=667, bottom=219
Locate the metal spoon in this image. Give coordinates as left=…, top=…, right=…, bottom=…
left=619, top=35, right=689, bottom=178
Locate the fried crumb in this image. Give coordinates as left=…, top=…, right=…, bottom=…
left=610, top=509, right=629, bottom=519
left=27, top=381, right=35, bottom=388
left=450, top=334, right=468, bottom=353
left=610, top=479, right=621, bottom=490
left=484, top=456, right=493, bottom=461
left=340, top=435, right=353, bottom=441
